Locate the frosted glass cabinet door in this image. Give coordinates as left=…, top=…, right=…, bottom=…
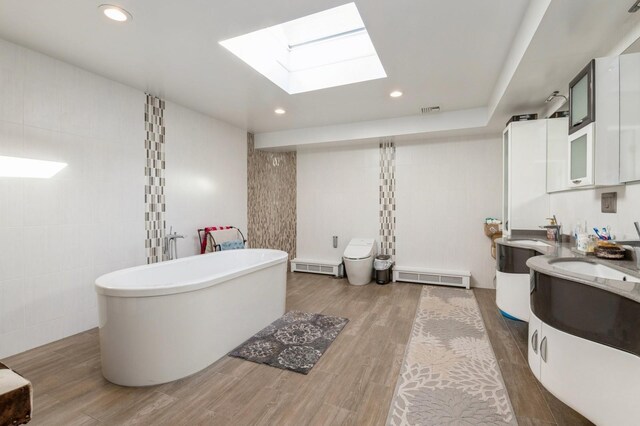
left=567, top=124, right=594, bottom=187
left=571, top=136, right=587, bottom=179
left=620, top=52, right=640, bottom=183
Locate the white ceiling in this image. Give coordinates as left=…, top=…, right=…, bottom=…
left=491, top=0, right=640, bottom=131
left=1, top=0, right=638, bottom=148
left=0, top=0, right=529, bottom=133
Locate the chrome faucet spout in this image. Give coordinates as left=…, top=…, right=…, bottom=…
left=634, top=221, right=640, bottom=239
left=540, top=216, right=561, bottom=242
left=163, top=229, right=184, bottom=260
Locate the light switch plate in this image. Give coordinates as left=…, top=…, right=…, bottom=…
left=601, top=192, right=617, bottom=213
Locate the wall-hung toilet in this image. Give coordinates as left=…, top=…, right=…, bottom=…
left=343, top=238, right=376, bottom=285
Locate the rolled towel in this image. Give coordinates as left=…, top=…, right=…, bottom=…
left=219, top=239, right=245, bottom=251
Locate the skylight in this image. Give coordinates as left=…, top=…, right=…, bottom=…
left=219, top=3, right=386, bottom=94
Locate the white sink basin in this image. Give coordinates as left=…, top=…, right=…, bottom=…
left=512, top=239, right=550, bottom=247
left=552, top=260, right=640, bottom=283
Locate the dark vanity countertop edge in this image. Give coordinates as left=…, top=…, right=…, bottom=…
left=495, top=236, right=640, bottom=303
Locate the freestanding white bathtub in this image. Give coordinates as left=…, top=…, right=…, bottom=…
left=95, top=249, right=288, bottom=387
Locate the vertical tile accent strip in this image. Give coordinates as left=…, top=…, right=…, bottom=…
left=247, top=133, right=296, bottom=260
left=379, top=138, right=396, bottom=257
left=144, top=94, right=166, bottom=264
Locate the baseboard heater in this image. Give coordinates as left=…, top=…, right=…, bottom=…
left=393, top=266, right=471, bottom=289
left=290, top=258, right=343, bottom=277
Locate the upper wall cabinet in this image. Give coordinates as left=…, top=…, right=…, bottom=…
left=568, top=60, right=595, bottom=135
left=566, top=56, right=620, bottom=189
left=620, top=52, right=640, bottom=183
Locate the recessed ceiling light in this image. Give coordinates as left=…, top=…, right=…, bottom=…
left=99, top=4, right=132, bottom=22
left=274, top=108, right=286, bottom=115
left=390, top=90, right=403, bottom=98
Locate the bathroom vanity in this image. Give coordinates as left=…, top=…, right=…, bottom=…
left=527, top=252, right=640, bottom=425
left=495, top=237, right=554, bottom=321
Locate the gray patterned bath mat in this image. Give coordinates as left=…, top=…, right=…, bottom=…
left=229, top=311, right=348, bottom=374
left=387, top=286, right=517, bottom=425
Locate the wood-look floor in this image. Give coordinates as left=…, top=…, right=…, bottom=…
left=1, top=273, right=590, bottom=425
left=474, top=289, right=592, bottom=426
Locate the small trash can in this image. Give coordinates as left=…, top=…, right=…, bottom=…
left=374, top=255, right=394, bottom=285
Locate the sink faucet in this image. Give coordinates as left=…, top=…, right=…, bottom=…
left=635, top=221, right=640, bottom=239
left=164, top=226, right=185, bottom=260
left=540, top=215, right=562, bottom=242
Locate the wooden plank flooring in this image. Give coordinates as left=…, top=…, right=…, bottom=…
left=474, top=288, right=592, bottom=426
left=1, top=273, right=591, bottom=425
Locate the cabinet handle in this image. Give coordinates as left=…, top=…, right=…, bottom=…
left=531, top=330, right=539, bottom=354
left=572, top=179, right=582, bottom=184
left=540, top=336, right=547, bottom=362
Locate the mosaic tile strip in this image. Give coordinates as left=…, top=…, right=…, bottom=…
left=144, top=94, right=166, bottom=264
left=387, top=286, right=517, bottom=425
left=379, top=138, right=396, bottom=257
left=247, top=133, right=296, bottom=259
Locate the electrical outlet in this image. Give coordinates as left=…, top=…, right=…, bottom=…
left=601, top=192, right=617, bottom=213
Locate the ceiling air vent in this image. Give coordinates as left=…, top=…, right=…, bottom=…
left=421, top=106, right=441, bottom=114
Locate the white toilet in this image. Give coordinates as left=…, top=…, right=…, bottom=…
left=343, top=238, right=377, bottom=285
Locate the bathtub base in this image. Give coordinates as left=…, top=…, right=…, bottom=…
left=98, top=261, right=287, bottom=386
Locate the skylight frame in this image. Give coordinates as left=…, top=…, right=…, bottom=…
left=219, top=3, right=386, bottom=94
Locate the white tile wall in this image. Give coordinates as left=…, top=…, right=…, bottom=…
left=296, top=144, right=380, bottom=261
left=164, top=102, right=248, bottom=256
left=0, top=38, right=248, bottom=358
left=0, top=40, right=247, bottom=358
left=0, top=38, right=147, bottom=358
left=549, top=183, right=640, bottom=241
left=395, top=137, right=502, bottom=288
left=296, top=136, right=502, bottom=288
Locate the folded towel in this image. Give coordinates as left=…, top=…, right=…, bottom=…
left=200, top=226, right=233, bottom=254
left=219, top=239, right=245, bottom=251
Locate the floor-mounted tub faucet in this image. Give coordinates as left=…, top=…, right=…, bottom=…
left=164, top=226, right=184, bottom=260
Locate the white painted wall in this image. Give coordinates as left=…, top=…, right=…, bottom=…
left=0, top=38, right=248, bottom=358
left=296, top=136, right=502, bottom=288
left=164, top=102, right=247, bottom=257
left=549, top=183, right=640, bottom=241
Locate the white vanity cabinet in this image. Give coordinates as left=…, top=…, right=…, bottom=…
left=503, top=119, right=550, bottom=234
left=620, top=52, right=640, bottom=183
left=527, top=310, right=541, bottom=380
left=529, top=309, right=640, bottom=425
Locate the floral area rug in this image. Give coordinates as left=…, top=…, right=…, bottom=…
left=229, top=311, right=348, bottom=374
left=387, top=286, right=517, bottom=425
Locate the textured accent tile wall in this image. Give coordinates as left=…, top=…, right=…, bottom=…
left=144, top=94, right=166, bottom=264
left=380, top=138, right=396, bottom=256
left=247, top=133, right=296, bottom=259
